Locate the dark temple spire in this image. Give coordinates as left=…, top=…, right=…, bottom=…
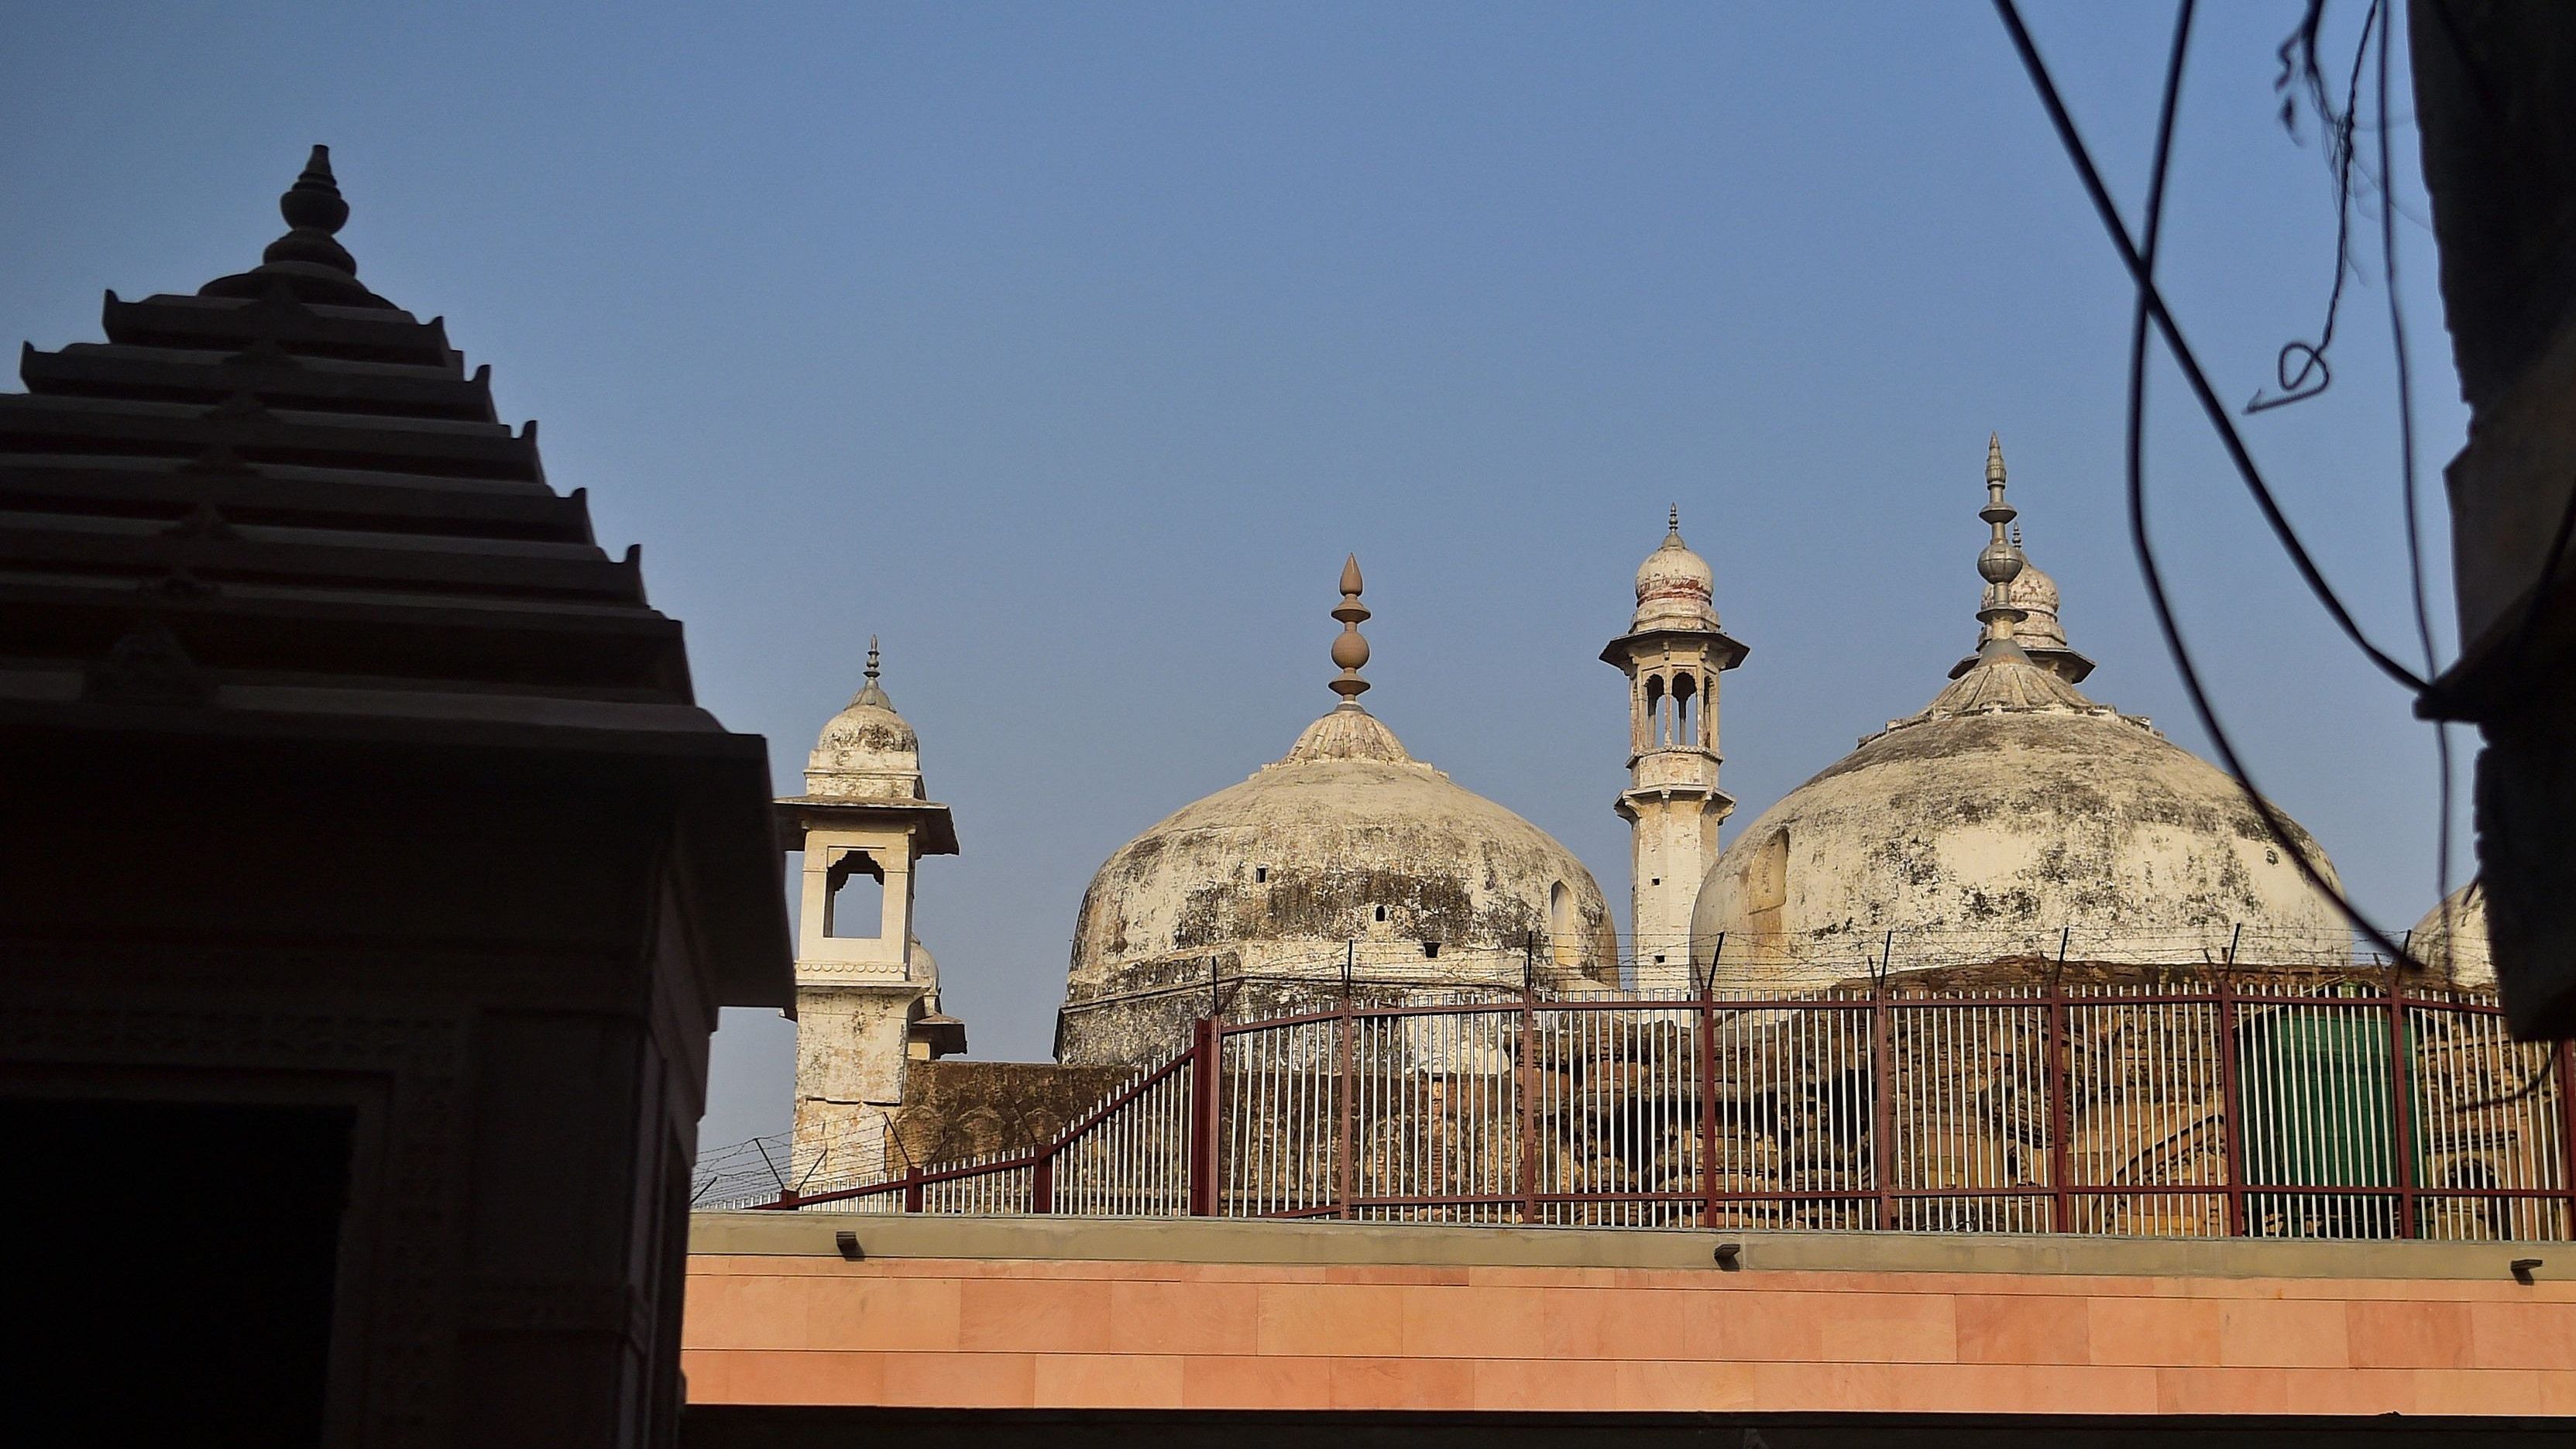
left=200, top=144, right=390, bottom=308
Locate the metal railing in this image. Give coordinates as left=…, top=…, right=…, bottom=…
left=744, top=979, right=2573, bottom=1240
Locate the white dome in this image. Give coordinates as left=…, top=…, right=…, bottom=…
left=1691, top=647, right=2350, bottom=988
left=2407, top=882, right=2494, bottom=989
left=804, top=644, right=924, bottom=800
left=1630, top=510, right=1722, bottom=634
left=1696, top=430, right=2344, bottom=992
left=1063, top=702, right=1619, bottom=1064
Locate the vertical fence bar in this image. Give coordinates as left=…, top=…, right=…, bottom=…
left=1189, top=1015, right=1221, bottom=1217
left=1336, top=1003, right=1356, bottom=1221
left=1516, top=986, right=1539, bottom=1224
left=1871, top=990, right=1896, bottom=1230
left=2215, top=977, right=2246, bottom=1237
left=2045, top=984, right=2073, bottom=1233
left=1031, top=1149, right=1053, bottom=1214
left=1697, top=980, right=1719, bottom=1228
left=2389, top=980, right=2419, bottom=1238
left=2560, top=1039, right=2576, bottom=1235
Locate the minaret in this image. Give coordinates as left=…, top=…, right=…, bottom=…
left=1602, top=508, right=1747, bottom=993
left=783, top=640, right=963, bottom=1178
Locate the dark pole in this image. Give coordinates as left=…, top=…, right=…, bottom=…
left=2043, top=963, right=2073, bottom=1233
left=2217, top=974, right=2247, bottom=1236
left=2387, top=973, right=2418, bottom=1238
left=1697, top=936, right=1720, bottom=1227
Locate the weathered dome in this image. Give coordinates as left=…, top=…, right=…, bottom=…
left=805, top=639, right=924, bottom=800
left=1058, top=558, right=1616, bottom=1066
left=1631, top=506, right=1722, bottom=634
left=1692, top=439, right=2347, bottom=988
left=2407, top=882, right=2495, bottom=990
left=1063, top=702, right=1620, bottom=1063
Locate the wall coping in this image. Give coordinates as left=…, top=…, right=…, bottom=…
left=689, top=1210, right=2560, bottom=1282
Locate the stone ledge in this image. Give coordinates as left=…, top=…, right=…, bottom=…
left=689, top=1210, right=2562, bottom=1282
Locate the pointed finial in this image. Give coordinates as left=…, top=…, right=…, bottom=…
left=1668, top=503, right=1681, bottom=537
left=1328, top=554, right=1372, bottom=705
left=1974, top=435, right=2028, bottom=658
left=260, top=145, right=358, bottom=277
left=851, top=634, right=894, bottom=709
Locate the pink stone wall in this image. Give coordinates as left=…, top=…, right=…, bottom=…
left=683, top=1253, right=2576, bottom=1416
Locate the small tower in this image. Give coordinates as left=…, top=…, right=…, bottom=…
left=781, top=640, right=963, bottom=1175
left=1602, top=508, right=1747, bottom=993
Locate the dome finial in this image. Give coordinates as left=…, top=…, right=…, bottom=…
left=852, top=634, right=894, bottom=709
left=1328, top=554, right=1372, bottom=705
left=261, top=145, right=358, bottom=277
left=1974, top=434, right=2028, bottom=658
left=1668, top=503, right=1681, bottom=537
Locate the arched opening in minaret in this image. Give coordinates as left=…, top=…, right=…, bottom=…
left=1672, top=673, right=1698, bottom=750
left=1643, top=673, right=1666, bottom=748
left=824, top=850, right=886, bottom=939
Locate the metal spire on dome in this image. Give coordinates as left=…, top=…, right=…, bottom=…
left=853, top=635, right=894, bottom=709
left=1328, top=554, right=1372, bottom=706
left=1668, top=503, right=1681, bottom=537
left=1973, top=434, right=2031, bottom=660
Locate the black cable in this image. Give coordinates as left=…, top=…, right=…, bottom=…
left=2248, top=0, right=2382, bottom=414
left=2372, top=0, right=2458, bottom=973
left=1992, top=2, right=2429, bottom=697
left=1994, top=0, right=2427, bottom=970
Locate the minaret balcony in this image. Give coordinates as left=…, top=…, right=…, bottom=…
left=1627, top=749, right=1723, bottom=791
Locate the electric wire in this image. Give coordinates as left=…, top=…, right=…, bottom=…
left=1994, top=0, right=2429, bottom=970
left=2247, top=0, right=2382, bottom=414
left=2372, top=0, right=2459, bottom=987
left=1992, top=2, right=2429, bottom=698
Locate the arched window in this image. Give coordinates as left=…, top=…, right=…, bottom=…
left=1643, top=673, right=1666, bottom=748
left=824, top=850, right=885, bottom=939
left=1672, top=673, right=1698, bottom=750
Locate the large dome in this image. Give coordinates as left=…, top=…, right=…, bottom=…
left=1692, top=440, right=2348, bottom=988
left=1060, top=559, right=1618, bottom=1065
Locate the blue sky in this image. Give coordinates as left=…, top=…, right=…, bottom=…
left=3, top=2, right=2470, bottom=1149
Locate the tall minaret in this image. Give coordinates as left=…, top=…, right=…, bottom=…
left=1602, top=508, right=1747, bottom=994
left=784, top=641, right=963, bottom=1177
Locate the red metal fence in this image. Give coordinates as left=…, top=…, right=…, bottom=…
left=750, top=981, right=2574, bottom=1241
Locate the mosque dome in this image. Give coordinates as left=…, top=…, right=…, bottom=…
left=1061, top=558, right=1619, bottom=1065
left=1692, top=438, right=2348, bottom=988
left=1631, top=506, right=1722, bottom=634
left=2407, top=882, right=2495, bottom=989
left=805, top=638, right=924, bottom=800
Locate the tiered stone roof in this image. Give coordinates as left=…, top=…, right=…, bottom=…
left=0, top=146, right=788, bottom=995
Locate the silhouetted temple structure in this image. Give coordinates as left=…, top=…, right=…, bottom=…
left=0, top=147, right=789, bottom=1446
